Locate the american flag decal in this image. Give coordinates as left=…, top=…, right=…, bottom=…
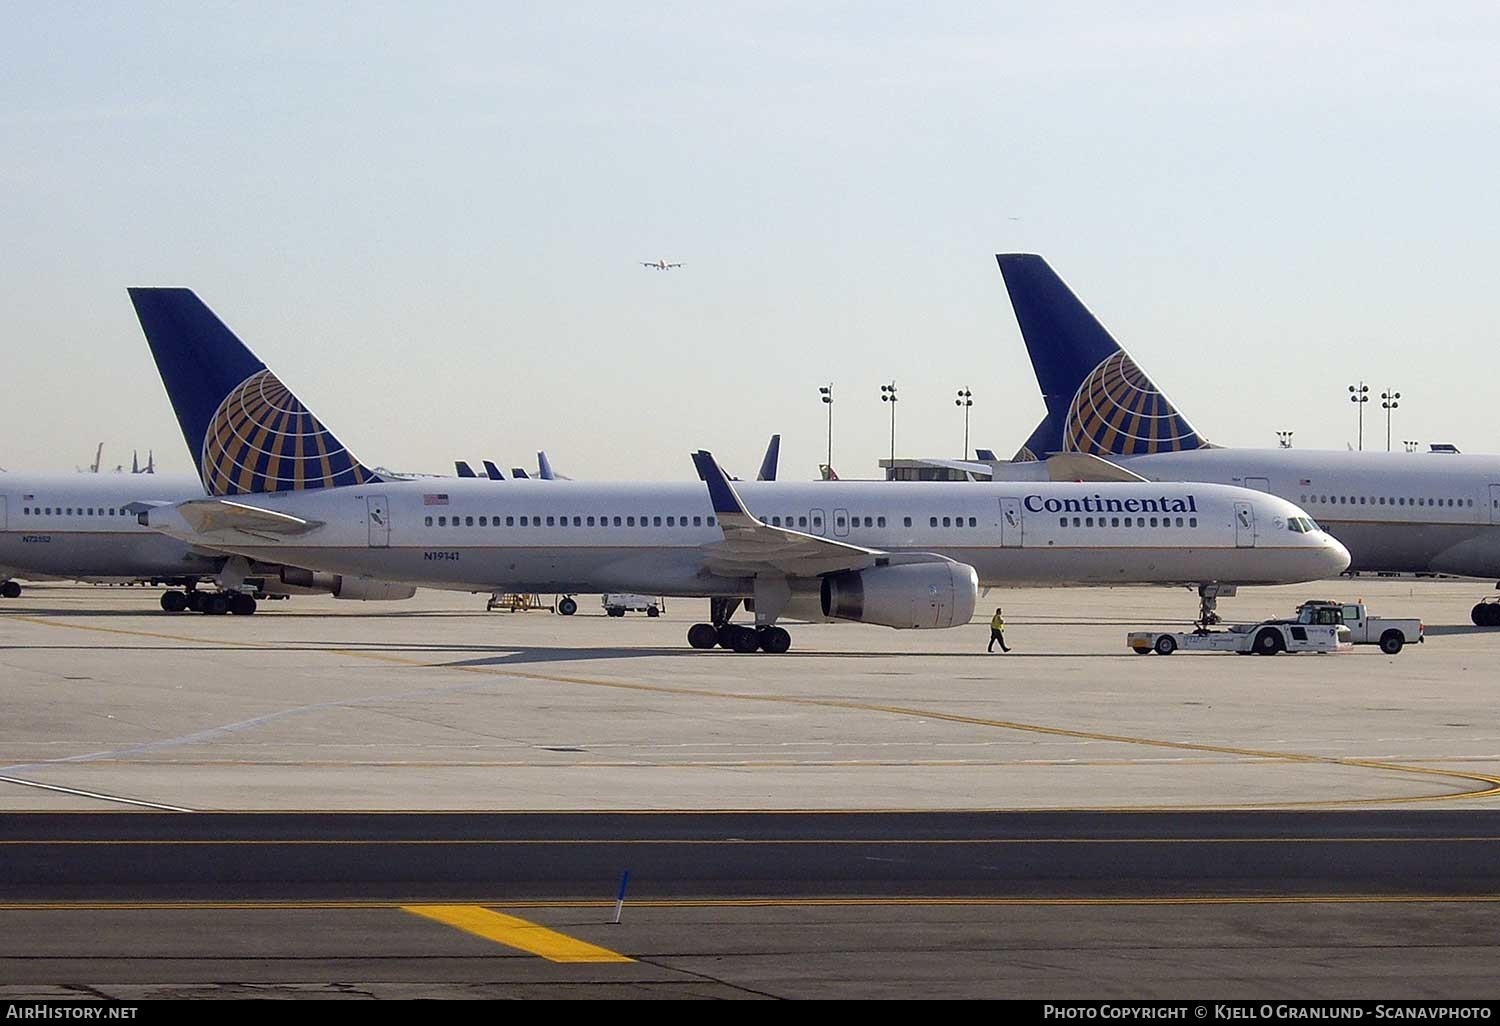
left=22, top=493, right=35, bottom=501
left=1299, top=478, right=1312, bottom=486
left=423, top=493, right=449, bottom=506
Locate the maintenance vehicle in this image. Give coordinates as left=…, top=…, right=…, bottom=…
left=1292, top=600, right=1422, bottom=654
left=602, top=593, right=663, bottom=618
left=1129, top=618, right=1352, bottom=656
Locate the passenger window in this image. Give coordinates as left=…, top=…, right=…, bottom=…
left=877, top=516, right=886, bottom=528
left=814, top=515, right=824, bottom=528
left=903, top=517, right=911, bottom=527
left=424, top=516, right=433, bottom=526
left=942, top=517, right=951, bottom=527
left=692, top=516, right=701, bottom=526
left=520, top=516, right=529, bottom=526
left=439, top=516, right=448, bottom=526
left=968, top=517, right=977, bottom=527
left=653, top=516, right=662, bottom=527
left=627, top=516, right=635, bottom=526
left=930, top=517, right=938, bottom=527
left=1111, top=517, right=1120, bottom=527
left=799, top=516, right=808, bottom=527
left=836, top=514, right=846, bottom=528
left=586, top=516, right=595, bottom=526
left=1175, top=517, right=1184, bottom=527
left=1085, top=517, right=1094, bottom=527
left=707, top=516, right=716, bottom=526
left=669, top=516, right=678, bottom=526
left=466, top=516, right=475, bottom=526
left=1073, top=517, right=1081, bottom=527
left=480, top=517, right=488, bottom=527
left=1149, top=517, right=1158, bottom=527
left=612, top=516, right=622, bottom=526
left=1059, top=517, right=1067, bottom=527
left=1189, top=517, right=1197, bottom=527
left=505, top=516, right=515, bottom=526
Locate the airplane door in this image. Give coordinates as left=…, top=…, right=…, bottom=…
left=998, top=497, right=1023, bottom=548
left=832, top=508, right=850, bottom=538
left=1244, top=477, right=1271, bottom=493
left=1234, top=501, right=1255, bottom=547
left=1490, top=486, right=1500, bottom=525
left=809, top=508, right=826, bottom=537
left=366, top=495, right=390, bottom=548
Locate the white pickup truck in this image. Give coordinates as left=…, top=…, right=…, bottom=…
left=601, top=593, right=663, bottom=618
left=1292, top=600, right=1422, bottom=654
left=1129, top=619, right=1351, bottom=656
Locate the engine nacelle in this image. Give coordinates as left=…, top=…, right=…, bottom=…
left=278, top=567, right=416, bottom=601
left=820, top=562, right=978, bottom=629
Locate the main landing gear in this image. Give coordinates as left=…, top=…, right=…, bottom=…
left=160, top=588, right=259, bottom=615
left=687, top=596, right=792, bottom=654
left=0, top=581, right=21, bottom=599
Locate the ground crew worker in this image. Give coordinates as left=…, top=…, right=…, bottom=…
left=988, top=607, right=1010, bottom=652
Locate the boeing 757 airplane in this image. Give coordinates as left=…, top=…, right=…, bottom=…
left=989, top=253, right=1500, bottom=626
left=125, top=288, right=1347, bottom=652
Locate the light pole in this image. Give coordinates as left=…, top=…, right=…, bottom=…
left=955, top=388, right=973, bottom=458
left=1348, top=382, right=1369, bottom=451
left=818, top=383, right=833, bottom=472
left=880, top=381, right=898, bottom=469
left=1381, top=388, right=1401, bottom=452
left=1276, top=430, right=1294, bottom=449
left=1403, top=439, right=1419, bottom=454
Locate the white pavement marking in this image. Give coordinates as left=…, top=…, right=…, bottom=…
left=0, top=775, right=194, bottom=812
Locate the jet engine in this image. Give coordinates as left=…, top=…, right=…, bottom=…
left=818, top=562, right=978, bottom=629
left=278, top=567, right=417, bottom=601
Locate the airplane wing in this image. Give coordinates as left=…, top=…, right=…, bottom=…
left=692, top=450, right=950, bottom=578
left=173, top=498, right=325, bottom=537
left=1043, top=453, right=1148, bottom=483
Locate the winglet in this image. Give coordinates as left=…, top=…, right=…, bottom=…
left=455, top=461, right=477, bottom=478
left=756, top=434, right=781, bottom=481
left=692, top=450, right=747, bottom=518
left=481, top=460, right=505, bottom=481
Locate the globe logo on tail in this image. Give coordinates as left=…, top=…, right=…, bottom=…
left=201, top=369, right=380, bottom=495
left=1063, top=352, right=1208, bottom=456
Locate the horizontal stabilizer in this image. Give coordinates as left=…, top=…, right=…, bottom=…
left=175, top=498, right=325, bottom=536
left=1044, top=452, right=1149, bottom=483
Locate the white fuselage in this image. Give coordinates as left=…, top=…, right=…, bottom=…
left=1096, top=449, right=1500, bottom=579
left=0, top=474, right=221, bottom=583
left=142, top=478, right=1349, bottom=595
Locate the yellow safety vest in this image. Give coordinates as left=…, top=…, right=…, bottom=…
left=990, top=615, right=1005, bottom=631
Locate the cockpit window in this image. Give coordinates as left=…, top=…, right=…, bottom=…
left=1286, top=516, right=1319, bottom=534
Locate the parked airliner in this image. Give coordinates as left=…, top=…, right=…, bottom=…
left=126, top=288, right=1348, bottom=653
left=0, top=472, right=416, bottom=613
left=988, top=253, right=1500, bottom=626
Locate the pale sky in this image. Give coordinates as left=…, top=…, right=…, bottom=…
left=3, top=2, right=1497, bottom=480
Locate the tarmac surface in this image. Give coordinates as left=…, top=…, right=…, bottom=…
left=2, top=577, right=1499, bottom=998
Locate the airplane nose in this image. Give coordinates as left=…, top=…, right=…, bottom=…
left=1320, top=534, right=1352, bottom=575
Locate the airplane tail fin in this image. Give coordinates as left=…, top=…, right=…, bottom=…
left=455, top=461, right=477, bottom=478
left=128, top=288, right=381, bottom=496
left=511, top=467, right=530, bottom=479
left=537, top=451, right=555, bottom=481
left=756, top=434, right=781, bottom=481
left=481, top=460, right=505, bottom=481
left=995, top=254, right=1209, bottom=457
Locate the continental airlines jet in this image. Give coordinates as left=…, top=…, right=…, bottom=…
left=990, top=253, right=1500, bottom=627
left=125, top=288, right=1348, bottom=653
left=0, top=472, right=416, bottom=612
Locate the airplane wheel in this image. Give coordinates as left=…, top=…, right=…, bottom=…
left=716, top=625, right=739, bottom=648
left=204, top=593, right=230, bottom=616
left=759, top=626, right=792, bottom=654
left=1153, top=635, right=1176, bottom=656
left=229, top=593, right=258, bottom=616
left=186, top=591, right=206, bottom=613
left=1472, top=604, right=1485, bottom=626
left=160, top=591, right=187, bottom=613
left=731, top=627, right=761, bottom=653
left=1, top=581, right=20, bottom=599
left=1254, top=628, right=1284, bottom=655
left=557, top=597, right=578, bottom=616
left=646, top=605, right=660, bottom=617
left=687, top=623, right=718, bottom=649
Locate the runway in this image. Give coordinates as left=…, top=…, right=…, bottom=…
left=4, top=580, right=1500, bottom=998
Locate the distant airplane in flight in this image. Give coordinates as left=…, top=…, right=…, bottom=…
left=641, top=259, right=683, bottom=270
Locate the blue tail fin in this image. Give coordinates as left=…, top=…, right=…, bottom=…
left=128, top=288, right=381, bottom=496
left=455, top=461, right=477, bottom=478
left=756, top=434, right=781, bottom=481
left=511, top=467, right=530, bottom=479
left=994, top=255, right=1209, bottom=456
left=481, top=460, right=505, bottom=481
left=537, top=451, right=555, bottom=481
left=974, top=448, right=998, bottom=463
